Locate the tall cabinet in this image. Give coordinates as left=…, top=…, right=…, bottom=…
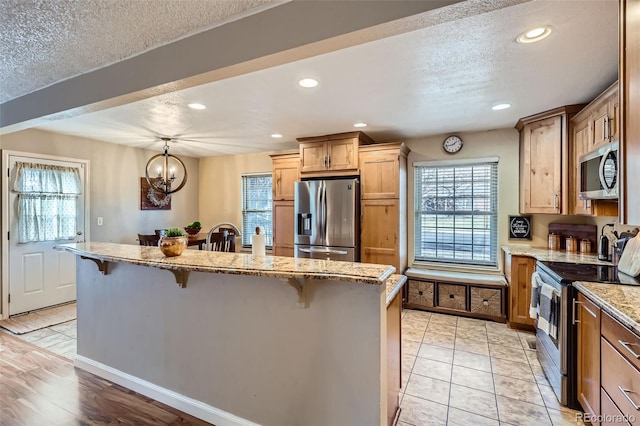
left=359, top=142, right=408, bottom=274
left=270, top=152, right=299, bottom=257
left=620, top=0, right=640, bottom=225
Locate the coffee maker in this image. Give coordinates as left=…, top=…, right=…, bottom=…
left=599, top=223, right=615, bottom=261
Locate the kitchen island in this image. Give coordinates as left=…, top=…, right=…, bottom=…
left=56, top=242, right=402, bottom=426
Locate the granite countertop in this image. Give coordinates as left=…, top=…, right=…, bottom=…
left=56, top=242, right=395, bottom=285
left=502, top=244, right=614, bottom=266
left=574, top=281, right=640, bottom=335
left=385, top=274, right=407, bottom=306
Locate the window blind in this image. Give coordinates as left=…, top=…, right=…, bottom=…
left=241, top=174, right=273, bottom=247
left=414, top=160, right=498, bottom=267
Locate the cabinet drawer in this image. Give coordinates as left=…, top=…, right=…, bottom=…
left=408, top=280, right=434, bottom=308
left=601, top=337, right=640, bottom=424
left=602, top=312, right=640, bottom=370
left=602, top=388, right=632, bottom=426
left=470, top=287, right=502, bottom=317
left=438, top=283, right=466, bottom=311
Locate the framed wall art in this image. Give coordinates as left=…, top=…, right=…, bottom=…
left=140, top=177, right=171, bottom=210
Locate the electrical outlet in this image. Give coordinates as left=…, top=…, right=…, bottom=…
left=97, top=217, right=103, bottom=226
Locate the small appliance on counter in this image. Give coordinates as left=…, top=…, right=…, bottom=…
left=598, top=223, right=615, bottom=261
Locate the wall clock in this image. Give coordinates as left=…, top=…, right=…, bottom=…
left=443, top=135, right=463, bottom=154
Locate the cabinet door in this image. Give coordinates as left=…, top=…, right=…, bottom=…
left=360, top=151, right=399, bottom=199
left=299, top=142, right=327, bottom=173
left=273, top=201, right=294, bottom=257
left=610, top=96, right=620, bottom=143
left=572, top=122, right=592, bottom=215
left=577, top=292, right=601, bottom=421
left=273, top=157, right=299, bottom=201
left=521, top=116, right=563, bottom=214
left=592, top=102, right=611, bottom=149
left=361, top=199, right=399, bottom=269
left=327, top=138, right=358, bottom=171
left=506, top=255, right=536, bottom=328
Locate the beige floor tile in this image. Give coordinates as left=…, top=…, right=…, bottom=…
left=399, top=394, right=448, bottom=426
left=457, top=317, right=488, bottom=327
left=405, top=373, right=450, bottom=405
left=538, top=384, right=571, bottom=413
left=46, top=338, right=77, bottom=356
left=427, top=323, right=457, bottom=336
left=412, top=357, right=452, bottom=382
left=26, top=331, right=74, bottom=349
left=14, top=327, right=59, bottom=343
left=493, top=375, right=545, bottom=406
left=417, top=343, right=454, bottom=363
left=496, top=395, right=552, bottom=426
left=547, top=408, right=586, bottom=426
left=403, top=327, right=426, bottom=342
left=403, top=339, right=421, bottom=356
left=453, top=349, right=492, bottom=373
left=485, top=322, right=516, bottom=335
left=403, top=321, right=427, bottom=333
left=447, top=407, right=499, bottom=426
left=455, top=337, right=490, bottom=356
left=488, top=344, right=528, bottom=363
left=455, top=328, right=488, bottom=342
left=49, top=319, right=77, bottom=334
left=451, top=364, right=495, bottom=393
left=401, top=369, right=411, bottom=389
left=486, top=333, right=522, bottom=347
left=404, top=310, right=432, bottom=322
left=490, top=358, right=535, bottom=382
left=422, top=332, right=456, bottom=349
left=403, top=353, right=417, bottom=372
left=448, top=383, right=498, bottom=420
left=429, top=313, right=459, bottom=326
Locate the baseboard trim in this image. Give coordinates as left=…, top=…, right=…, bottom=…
left=74, top=355, right=260, bottom=426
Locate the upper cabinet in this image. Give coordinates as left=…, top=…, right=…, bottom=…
left=516, top=105, right=584, bottom=214
left=571, top=115, right=593, bottom=215
left=298, top=131, right=373, bottom=177
left=585, top=82, right=619, bottom=151
left=270, top=152, right=299, bottom=201
left=620, top=0, right=640, bottom=225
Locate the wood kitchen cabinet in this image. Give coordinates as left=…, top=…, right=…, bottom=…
left=504, top=253, right=536, bottom=330
left=516, top=105, right=583, bottom=214
left=571, top=115, right=593, bottom=215
left=576, top=292, right=601, bottom=422
left=620, top=0, right=640, bottom=226
left=272, top=200, right=294, bottom=257
left=359, top=142, right=408, bottom=274
left=297, top=131, right=373, bottom=176
left=270, top=152, right=299, bottom=201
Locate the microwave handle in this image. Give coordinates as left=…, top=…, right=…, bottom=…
left=598, top=146, right=612, bottom=191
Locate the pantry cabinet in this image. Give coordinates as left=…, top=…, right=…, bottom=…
left=272, top=200, right=295, bottom=257
left=270, top=152, right=299, bottom=201
left=620, top=0, right=640, bottom=226
left=298, top=131, right=373, bottom=176
left=516, top=105, right=584, bottom=215
left=270, top=152, right=299, bottom=257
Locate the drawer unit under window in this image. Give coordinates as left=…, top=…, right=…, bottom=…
left=407, top=280, right=434, bottom=308
left=438, top=283, right=466, bottom=311
left=470, top=287, right=502, bottom=317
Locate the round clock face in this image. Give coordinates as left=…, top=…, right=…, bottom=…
left=443, top=135, right=463, bottom=154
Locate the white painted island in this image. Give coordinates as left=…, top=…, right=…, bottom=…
left=56, top=242, right=405, bottom=426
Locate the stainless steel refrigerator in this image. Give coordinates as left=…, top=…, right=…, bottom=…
left=294, top=178, right=360, bottom=261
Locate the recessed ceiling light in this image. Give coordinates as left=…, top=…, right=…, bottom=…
left=491, top=103, right=511, bottom=111
left=187, top=103, right=206, bottom=110
left=298, top=78, right=319, bottom=88
left=516, top=26, right=553, bottom=44
left=353, top=122, right=367, bottom=128
left=271, top=133, right=283, bottom=138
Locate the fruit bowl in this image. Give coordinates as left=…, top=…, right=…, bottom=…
left=184, top=226, right=201, bottom=239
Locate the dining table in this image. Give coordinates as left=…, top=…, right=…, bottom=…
left=187, top=233, right=236, bottom=251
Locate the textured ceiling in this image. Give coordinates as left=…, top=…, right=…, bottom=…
left=1, top=0, right=619, bottom=157
left=0, top=0, right=277, bottom=103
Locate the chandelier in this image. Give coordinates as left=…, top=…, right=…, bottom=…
left=145, top=138, right=187, bottom=196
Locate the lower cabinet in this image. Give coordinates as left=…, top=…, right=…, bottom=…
left=386, top=287, right=402, bottom=426
left=577, top=292, right=601, bottom=423
left=405, top=278, right=506, bottom=322
left=272, top=201, right=294, bottom=257
left=504, top=253, right=537, bottom=330
left=361, top=199, right=400, bottom=268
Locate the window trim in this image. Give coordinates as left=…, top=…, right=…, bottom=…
left=241, top=172, right=273, bottom=249
left=412, top=157, right=499, bottom=268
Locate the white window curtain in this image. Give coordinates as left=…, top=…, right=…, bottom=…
left=13, top=162, right=82, bottom=243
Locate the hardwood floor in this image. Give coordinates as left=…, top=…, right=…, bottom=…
left=0, top=331, right=212, bottom=425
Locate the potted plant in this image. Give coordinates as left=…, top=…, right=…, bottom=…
left=159, top=227, right=188, bottom=257
left=184, top=221, right=202, bottom=239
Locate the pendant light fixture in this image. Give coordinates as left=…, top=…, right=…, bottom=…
left=145, top=138, right=187, bottom=195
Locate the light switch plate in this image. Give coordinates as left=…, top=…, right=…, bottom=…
left=97, top=217, right=103, bottom=226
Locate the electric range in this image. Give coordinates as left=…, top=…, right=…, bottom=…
left=538, top=261, right=640, bottom=286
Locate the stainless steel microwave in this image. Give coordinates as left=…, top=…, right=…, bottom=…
left=579, top=141, right=618, bottom=200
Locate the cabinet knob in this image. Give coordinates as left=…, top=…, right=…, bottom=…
left=483, top=300, right=489, bottom=306
left=418, top=290, right=424, bottom=296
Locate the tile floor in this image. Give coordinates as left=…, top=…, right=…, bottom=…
left=399, top=309, right=586, bottom=426
left=5, top=311, right=587, bottom=425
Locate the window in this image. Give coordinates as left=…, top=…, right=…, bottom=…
left=13, top=162, right=82, bottom=243
left=414, top=158, right=498, bottom=267
left=241, top=174, right=273, bottom=247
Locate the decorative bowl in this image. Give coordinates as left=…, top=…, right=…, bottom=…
left=183, top=226, right=201, bottom=239
left=159, top=236, right=188, bottom=256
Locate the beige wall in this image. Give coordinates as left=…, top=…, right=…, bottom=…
left=0, top=129, right=199, bottom=244
left=198, top=152, right=272, bottom=240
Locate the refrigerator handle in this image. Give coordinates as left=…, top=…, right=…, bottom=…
left=323, top=184, right=328, bottom=242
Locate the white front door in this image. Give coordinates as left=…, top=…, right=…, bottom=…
left=7, top=154, right=87, bottom=316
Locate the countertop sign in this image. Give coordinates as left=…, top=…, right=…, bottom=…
left=509, top=216, right=532, bottom=240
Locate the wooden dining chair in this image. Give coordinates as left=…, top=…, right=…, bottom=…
left=137, top=233, right=159, bottom=246
left=204, top=231, right=231, bottom=252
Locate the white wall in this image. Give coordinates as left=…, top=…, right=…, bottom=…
left=0, top=129, right=200, bottom=244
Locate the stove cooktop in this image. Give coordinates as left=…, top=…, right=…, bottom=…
left=538, top=261, right=640, bottom=286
